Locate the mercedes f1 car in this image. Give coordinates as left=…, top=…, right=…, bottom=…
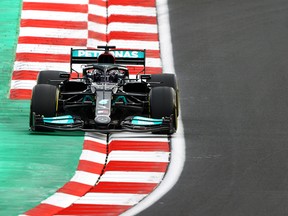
left=29, top=46, right=179, bottom=134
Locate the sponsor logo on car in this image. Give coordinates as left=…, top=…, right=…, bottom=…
left=72, top=50, right=145, bottom=58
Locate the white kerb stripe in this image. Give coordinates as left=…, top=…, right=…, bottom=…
left=87, top=39, right=106, bottom=48
left=100, top=171, right=165, bottom=183
left=70, top=171, right=100, bottom=186
left=41, top=192, right=79, bottom=208
left=16, top=44, right=85, bottom=54
left=107, top=40, right=160, bottom=50
left=146, top=58, right=162, bottom=67
left=109, top=133, right=168, bottom=141
left=14, top=62, right=69, bottom=72
left=108, top=23, right=158, bottom=34
left=88, top=4, right=107, bottom=17
left=75, top=193, right=147, bottom=205
left=88, top=22, right=107, bottom=33
left=107, top=151, right=170, bottom=163
left=19, top=27, right=88, bottom=39
left=108, top=6, right=156, bottom=17
left=79, top=150, right=106, bottom=164
left=11, top=80, right=36, bottom=90
left=21, top=11, right=88, bottom=21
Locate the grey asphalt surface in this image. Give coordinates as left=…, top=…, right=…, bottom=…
left=140, top=0, right=288, bottom=215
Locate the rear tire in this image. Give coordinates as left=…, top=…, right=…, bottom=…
left=149, top=74, right=178, bottom=90
left=149, top=86, right=177, bottom=134
left=30, top=84, right=58, bottom=131
left=37, top=70, right=68, bottom=85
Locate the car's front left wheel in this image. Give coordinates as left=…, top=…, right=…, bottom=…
left=30, top=84, right=58, bottom=131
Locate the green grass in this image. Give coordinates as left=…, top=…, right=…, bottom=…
left=0, top=1, right=84, bottom=215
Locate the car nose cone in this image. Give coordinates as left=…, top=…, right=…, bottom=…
left=95, top=116, right=111, bottom=124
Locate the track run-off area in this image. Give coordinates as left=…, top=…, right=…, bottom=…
left=0, top=0, right=185, bottom=215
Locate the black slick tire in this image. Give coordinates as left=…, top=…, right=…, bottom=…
left=37, top=70, right=68, bottom=85
left=149, top=73, right=179, bottom=117
left=149, top=86, right=177, bottom=134
left=149, top=74, right=178, bottom=90
left=30, top=84, right=58, bottom=131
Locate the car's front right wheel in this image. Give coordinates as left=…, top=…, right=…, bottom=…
left=149, top=86, right=177, bottom=134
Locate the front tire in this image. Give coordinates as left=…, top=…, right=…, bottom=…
left=30, top=84, right=58, bottom=131
left=149, top=86, right=177, bottom=134
left=148, top=74, right=179, bottom=117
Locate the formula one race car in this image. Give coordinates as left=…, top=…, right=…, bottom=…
left=30, top=46, right=179, bottom=134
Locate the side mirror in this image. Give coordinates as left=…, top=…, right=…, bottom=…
left=140, top=74, right=151, bottom=80
left=59, top=73, right=70, bottom=79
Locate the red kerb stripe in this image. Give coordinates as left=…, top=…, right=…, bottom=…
left=88, top=14, right=106, bottom=24
left=109, top=15, right=157, bottom=24
left=89, top=182, right=157, bottom=193
left=108, top=0, right=156, bottom=7
left=18, top=36, right=86, bottom=46
left=56, top=204, right=131, bottom=216
left=16, top=53, right=70, bottom=63
left=83, top=139, right=107, bottom=154
left=10, top=89, right=32, bottom=100
left=88, top=31, right=107, bottom=41
left=89, top=0, right=107, bottom=7
left=77, top=160, right=105, bottom=174
left=23, top=2, right=88, bottom=13
left=12, top=70, right=38, bottom=80
left=24, top=203, right=63, bottom=216
left=57, top=181, right=92, bottom=197
left=146, top=50, right=160, bottom=58
left=126, top=66, right=162, bottom=75
left=21, top=19, right=87, bottom=29
left=108, top=32, right=159, bottom=41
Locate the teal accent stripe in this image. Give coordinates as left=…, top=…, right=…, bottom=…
left=72, top=49, right=145, bottom=59
left=43, top=115, right=74, bottom=124
left=132, top=116, right=163, bottom=126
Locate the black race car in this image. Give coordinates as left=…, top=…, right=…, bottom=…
left=30, top=46, right=179, bottom=134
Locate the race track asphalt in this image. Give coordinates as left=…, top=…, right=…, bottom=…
left=140, top=0, right=288, bottom=215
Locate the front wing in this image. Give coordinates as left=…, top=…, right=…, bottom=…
left=30, top=113, right=174, bottom=134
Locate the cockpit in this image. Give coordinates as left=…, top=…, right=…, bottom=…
left=84, top=66, right=129, bottom=83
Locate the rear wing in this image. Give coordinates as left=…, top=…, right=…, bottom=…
left=70, top=46, right=146, bottom=74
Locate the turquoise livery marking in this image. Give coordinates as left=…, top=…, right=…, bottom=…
left=72, top=50, right=145, bottom=59
left=112, top=50, right=145, bottom=58
left=72, top=50, right=102, bottom=58
left=113, top=96, right=127, bottom=105
left=43, top=115, right=74, bottom=124
left=131, top=116, right=163, bottom=126
left=99, top=99, right=108, bottom=105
